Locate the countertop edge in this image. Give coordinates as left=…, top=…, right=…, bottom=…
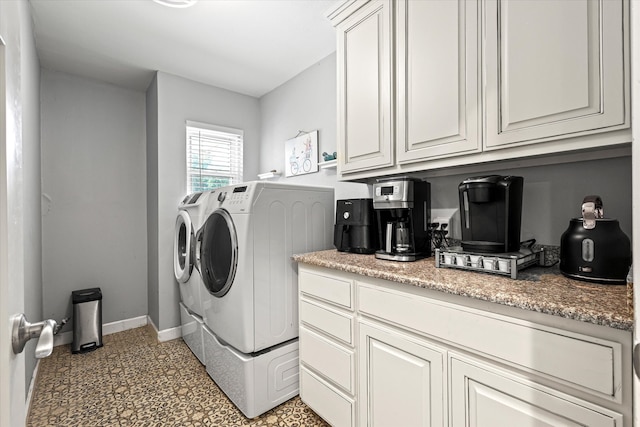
left=293, top=252, right=633, bottom=332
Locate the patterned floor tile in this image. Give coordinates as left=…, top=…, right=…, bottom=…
left=26, top=326, right=329, bottom=426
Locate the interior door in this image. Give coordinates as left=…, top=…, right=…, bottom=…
left=0, top=37, right=27, bottom=427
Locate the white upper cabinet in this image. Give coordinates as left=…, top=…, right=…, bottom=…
left=328, top=0, right=629, bottom=179
left=396, top=0, right=480, bottom=164
left=484, top=0, right=628, bottom=149
left=335, top=0, right=394, bottom=173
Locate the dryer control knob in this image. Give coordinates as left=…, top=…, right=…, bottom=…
left=218, top=192, right=226, bottom=202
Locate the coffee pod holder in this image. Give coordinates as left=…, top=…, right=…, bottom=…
left=435, top=246, right=543, bottom=279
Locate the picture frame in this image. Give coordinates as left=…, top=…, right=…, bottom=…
left=284, top=130, right=319, bottom=177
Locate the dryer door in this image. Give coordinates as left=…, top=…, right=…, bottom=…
left=174, top=210, right=194, bottom=283
left=199, top=208, right=238, bottom=297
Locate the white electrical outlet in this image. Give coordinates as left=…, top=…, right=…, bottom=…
left=431, top=208, right=460, bottom=240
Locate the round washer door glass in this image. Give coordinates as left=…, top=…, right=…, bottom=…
left=199, top=209, right=238, bottom=297
left=173, top=211, right=193, bottom=283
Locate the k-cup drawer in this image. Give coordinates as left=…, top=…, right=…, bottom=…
left=299, top=267, right=353, bottom=309
left=300, top=298, right=354, bottom=345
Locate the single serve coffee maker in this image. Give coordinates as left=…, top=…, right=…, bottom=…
left=373, top=177, right=431, bottom=262
left=458, top=175, right=524, bottom=253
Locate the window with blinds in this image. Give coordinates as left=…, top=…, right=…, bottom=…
left=186, top=121, right=243, bottom=193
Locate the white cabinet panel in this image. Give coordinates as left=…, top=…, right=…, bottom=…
left=358, top=283, right=620, bottom=399
left=450, top=355, right=622, bottom=427
left=359, top=321, right=446, bottom=427
left=300, top=326, right=354, bottom=393
left=337, top=0, right=394, bottom=173
left=301, top=368, right=354, bottom=427
left=299, top=269, right=353, bottom=309
left=396, top=0, right=480, bottom=163
left=485, top=0, right=627, bottom=148
left=300, top=298, right=353, bottom=345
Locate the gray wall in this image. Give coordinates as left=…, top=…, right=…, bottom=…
left=41, top=69, right=148, bottom=329
left=146, top=75, right=159, bottom=327
left=147, top=72, right=261, bottom=331
left=420, top=157, right=632, bottom=246
left=259, top=52, right=370, bottom=200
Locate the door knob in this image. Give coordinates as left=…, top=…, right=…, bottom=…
left=11, top=314, right=66, bottom=359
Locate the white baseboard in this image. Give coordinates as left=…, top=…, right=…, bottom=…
left=53, top=315, right=149, bottom=347
left=147, top=315, right=182, bottom=342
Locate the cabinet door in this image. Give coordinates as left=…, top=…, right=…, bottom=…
left=484, top=0, right=627, bottom=149
left=450, top=356, right=622, bottom=427
left=336, top=0, right=394, bottom=174
left=396, top=0, right=480, bottom=163
left=359, top=322, right=446, bottom=427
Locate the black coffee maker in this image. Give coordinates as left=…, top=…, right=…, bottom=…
left=373, top=177, right=431, bottom=262
left=458, top=175, right=524, bottom=253
left=334, top=199, right=379, bottom=254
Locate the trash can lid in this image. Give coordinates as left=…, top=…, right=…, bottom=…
left=72, top=287, right=102, bottom=303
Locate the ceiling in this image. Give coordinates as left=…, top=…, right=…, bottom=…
left=28, top=0, right=339, bottom=97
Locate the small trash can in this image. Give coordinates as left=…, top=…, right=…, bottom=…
left=72, top=287, right=103, bottom=354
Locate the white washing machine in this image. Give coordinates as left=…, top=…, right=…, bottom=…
left=173, top=190, right=213, bottom=364
left=196, top=181, right=334, bottom=418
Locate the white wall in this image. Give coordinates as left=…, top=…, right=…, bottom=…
left=259, top=52, right=370, bottom=200
left=41, top=69, right=148, bottom=329
left=147, top=72, right=261, bottom=331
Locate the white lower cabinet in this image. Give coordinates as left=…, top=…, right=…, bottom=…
left=298, top=265, right=356, bottom=427
left=450, top=355, right=622, bottom=427
left=297, top=264, right=631, bottom=427
left=359, top=321, right=446, bottom=427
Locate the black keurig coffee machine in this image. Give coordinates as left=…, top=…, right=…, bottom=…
left=373, top=177, right=431, bottom=262
left=458, top=175, right=524, bottom=253
left=334, top=199, right=379, bottom=254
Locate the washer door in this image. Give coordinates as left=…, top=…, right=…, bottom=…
left=174, top=210, right=194, bottom=283
left=199, top=208, right=238, bottom=297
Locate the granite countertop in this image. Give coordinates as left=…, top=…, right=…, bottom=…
left=293, top=249, right=633, bottom=331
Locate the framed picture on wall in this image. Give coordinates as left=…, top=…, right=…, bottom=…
left=285, top=130, right=319, bottom=177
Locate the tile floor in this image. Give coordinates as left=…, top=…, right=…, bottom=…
left=27, top=326, right=329, bottom=426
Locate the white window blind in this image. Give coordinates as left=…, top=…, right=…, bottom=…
left=186, top=121, right=243, bottom=193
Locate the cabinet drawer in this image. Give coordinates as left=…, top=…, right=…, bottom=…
left=299, top=268, right=353, bottom=309
left=300, top=298, right=354, bottom=345
left=300, top=326, right=354, bottom=393
left=300, top=367, right=354, bottom=427
left=358, top=283, right=621, bottom=399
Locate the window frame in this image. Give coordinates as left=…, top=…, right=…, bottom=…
left=186, top=120, right=244, bottom=193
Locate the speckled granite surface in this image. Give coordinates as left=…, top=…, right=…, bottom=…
left=293, top=250, right=633, bottom=331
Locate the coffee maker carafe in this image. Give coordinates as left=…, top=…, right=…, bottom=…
left=373, top=177, right=431, bottom=262
left=458, top=175, right=524, bottom=253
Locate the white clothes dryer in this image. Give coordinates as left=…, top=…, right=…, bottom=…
left=196, top=181, right=334, bottom=417
left=198, top=181, right=334, bottom=353
left=173, top=190, right=213, bottom=364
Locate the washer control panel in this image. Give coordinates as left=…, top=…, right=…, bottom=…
left=216, top=184, right=253, bottom=212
